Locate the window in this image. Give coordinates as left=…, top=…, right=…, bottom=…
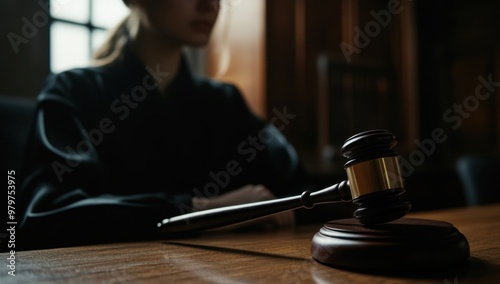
left=50, top=0, right=129, bottom=73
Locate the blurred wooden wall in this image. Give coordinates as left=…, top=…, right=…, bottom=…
left=264, top=0, right=500, bottom=211
left=265, top=0, right=418, bottom=166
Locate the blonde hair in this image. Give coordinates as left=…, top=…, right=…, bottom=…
left=92, top=1, right=137, bottom=66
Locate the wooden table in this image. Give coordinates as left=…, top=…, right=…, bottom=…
left=1, top=203, right=499, bottom=283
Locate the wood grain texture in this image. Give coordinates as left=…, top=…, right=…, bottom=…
left=1, top=203, right=499, bottom=283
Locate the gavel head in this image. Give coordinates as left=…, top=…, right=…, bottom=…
left=341, top=129, right=411, bottom=225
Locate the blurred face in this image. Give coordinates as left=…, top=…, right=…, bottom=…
left=132, top=0, right=220, bottom=47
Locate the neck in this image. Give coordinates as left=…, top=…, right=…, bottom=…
left=132, top=27, right=183, bottom=94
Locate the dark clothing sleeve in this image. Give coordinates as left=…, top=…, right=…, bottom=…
left=17, top=73, right=195, bottom=250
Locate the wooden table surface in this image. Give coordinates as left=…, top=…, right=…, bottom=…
left=1, top=203, right=499, bottom=284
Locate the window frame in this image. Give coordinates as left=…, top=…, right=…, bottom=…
left=48, top=0, right=117, bottom=73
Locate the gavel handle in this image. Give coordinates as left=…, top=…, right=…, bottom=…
left=157, top=180, right=351, bottom=235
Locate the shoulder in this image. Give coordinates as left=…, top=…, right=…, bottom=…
left=45, top=66, right=111, bottom=87
left=43, top=64, right=129, bottom=92
left=40, top=66, right=106, bottom=96
left=38, top=64, right=132, bottom=108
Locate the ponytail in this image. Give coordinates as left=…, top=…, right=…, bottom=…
left=91, top=15, right=131, bottom=66
left=91, top=0, right=135, bottom=66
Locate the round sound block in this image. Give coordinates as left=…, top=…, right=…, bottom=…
left=311, top=217, right=470, bottom=272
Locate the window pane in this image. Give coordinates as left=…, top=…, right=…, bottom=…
left=51, top=22, right=90, bottom=73
left=50, top=0, right=90, bottom=24
left=92, top=0, right=129, bottom=29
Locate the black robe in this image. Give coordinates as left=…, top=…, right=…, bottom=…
left=16, top=46, right=315, bottom=250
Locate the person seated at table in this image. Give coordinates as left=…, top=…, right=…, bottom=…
left=16, top=0, right=323, bottom=251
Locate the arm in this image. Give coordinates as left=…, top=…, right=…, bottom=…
left=215, top=84, right=355, bottom=225
left=17, top=74, right=194, bottom=250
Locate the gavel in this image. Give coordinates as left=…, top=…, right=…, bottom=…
left=157, top=129, right=471, bottom=273
left=157, top=129, right=411, bottom=235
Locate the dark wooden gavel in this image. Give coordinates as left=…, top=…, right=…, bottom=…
left=157, top=129, right=411, bottom=235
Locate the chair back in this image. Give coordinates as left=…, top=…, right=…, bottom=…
left=456, top=154, right=500, bottom=206
left=0, top=95, right=36, bottom=172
